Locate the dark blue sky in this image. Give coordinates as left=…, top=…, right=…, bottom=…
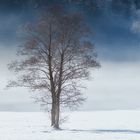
left=0, top=0, right=139, bottom=62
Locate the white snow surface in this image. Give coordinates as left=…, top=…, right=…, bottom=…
left=0, top=110, right=140, bottom=140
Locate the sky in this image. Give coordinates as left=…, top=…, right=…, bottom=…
left=0, top=0, right=140, bottom=111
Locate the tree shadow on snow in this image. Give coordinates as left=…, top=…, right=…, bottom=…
left=63, top=129, right=140, bottom=134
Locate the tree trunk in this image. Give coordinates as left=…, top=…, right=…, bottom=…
left=51, top=97, right=60, bottom=129
left=51, top=101, right=56, bottom=126
left=52, top=52, right=63, bottom=129
left=51, top=96, right=60, bottom=129
left=54, top=98, right=60, bottom=129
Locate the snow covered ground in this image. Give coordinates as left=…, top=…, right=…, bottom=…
left=0, top=111, right=140, bottom=140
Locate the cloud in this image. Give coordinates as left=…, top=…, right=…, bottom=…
left=131, top=10, right=140, bottom=34
left=131, top=20, right=140, bottom=33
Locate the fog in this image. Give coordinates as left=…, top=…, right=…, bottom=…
left=82, top=61, right=140, bottom=110
left=0, top=47, right=140, bottom=111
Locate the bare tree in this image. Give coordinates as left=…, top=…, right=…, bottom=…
left=7, top=6, right=100, bottom=129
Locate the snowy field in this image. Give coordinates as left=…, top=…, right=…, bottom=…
left=0, top=111, right=140, bottom=140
